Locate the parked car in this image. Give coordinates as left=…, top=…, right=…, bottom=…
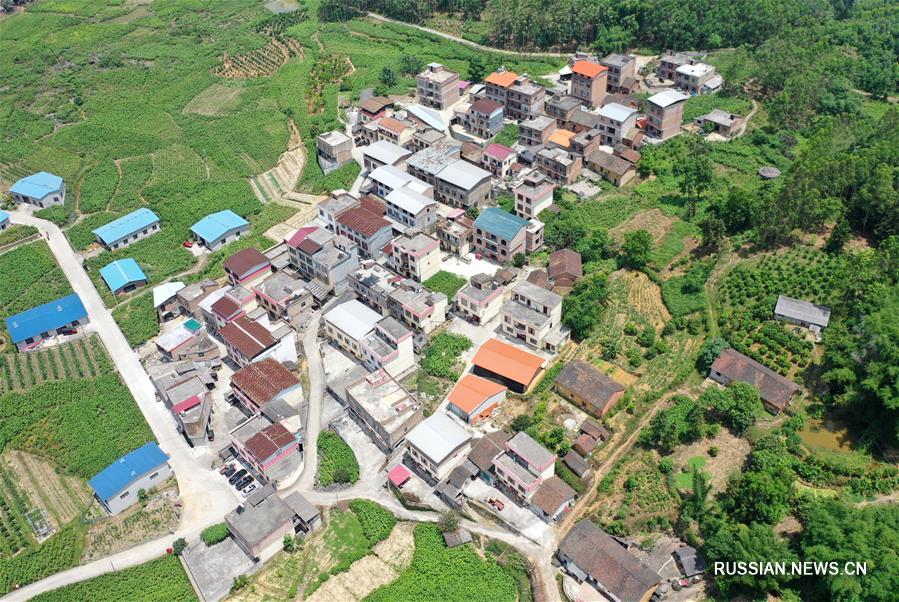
left=241, top=483, right=258, bottom=497
left=182, top=240, right=194, bottom=248
left=234, top=476, right=253, bottom=490
left=228, top=469, right=247, bottom=484
left=219, top=463, right=234, bottom=475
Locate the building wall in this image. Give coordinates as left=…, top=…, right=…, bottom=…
left=570, top=73, right=607, bottom=107
left=14, top=183, right=66, bottom=209
left=99, top=463, right=172, bottom=515
left=408, top=439, right=471, bottom=482
left=101, top=222, right=160, bottom=251
left=198, top=225, right=248, bottom=251
left=15, top=316, right=87, bottom=352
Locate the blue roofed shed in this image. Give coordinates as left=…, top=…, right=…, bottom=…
left=191, top=210, right=249, bottom=251
left=10, top=172, right=65, bottom=208
left=89, top=442, right=171, bottom=515
left=475, top=207, right=529, bottom=240
left=5, top=293, right=88, bottom=350
left=92, top=208, right=160, bottom=250
left=100, top=258, right=148, bottom=295
left=0, top=210, right=9, bottom=230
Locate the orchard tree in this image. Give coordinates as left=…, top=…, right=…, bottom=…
left=673, top=139, right=713, bottom=218
left=621, top=229, right=652, bottom=269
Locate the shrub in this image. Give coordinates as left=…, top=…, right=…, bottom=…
left=317, top=431, right=360, bottom=486
left=200, top=523, right=230, bottom=546
left=172, top=538, right=187, bottom=556
left=422, top=271, right=467, bottom=299
left=421, top=333, right=472, bottom=379
left=349, top=500, right=396, bottom=544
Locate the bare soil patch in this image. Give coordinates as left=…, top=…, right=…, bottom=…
left=671, top=428, right=750, bottom=493
left=609, top=208, right=677, bottom=243
left=613, top=270, right=671, bottom=329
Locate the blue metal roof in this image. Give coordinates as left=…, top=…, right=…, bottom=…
left=100, top=258, right=147, bottom=293
left=190, top=210, right=248, bottom=243
left=92, top=208, right=160, bottom=245
left=88, top=442, right=169, bottom=502
left=5, top=293, right=87, bottom=344
left=0, top=210, right=9, bottom=223
left=10, top=172, right=64, bottom=199
left=474, top=207, right=529, bottom=241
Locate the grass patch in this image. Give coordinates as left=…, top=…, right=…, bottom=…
left=298, top=140, right=362, bottom=194
left=29, top=554, right=196, bottom=602
left=0, top=225, right=38, bottom=247
left=492, top=123, right=519, bottom=147
left=682, top=93, right=753, bottom=124
left=673, top=455, right=708, bottom=490
left=317, top=431, right=360, bottom=487
left=348, top=500, right=396, bottom=545
left=421, top=333, right=472, bottom=380
left=422, top=270, right=467, bottom=299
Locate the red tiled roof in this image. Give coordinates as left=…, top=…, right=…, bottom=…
left=360, top=195, right=386, bottom=216
left=484, top=143, right=515, bottom=161
left=472, top=339, right=545, bottom=386
left=572, top=60, right=607, bottom=78
left=244, top=422, right=295, bottom=462
left=219, top=316, right=275, bottom=359
left=379, top=117, right=411, bottom=134
left=548, top=249, right=583, bottom=281
left=231, top=358, right=300, bottom=407
left=223, top=248, right=270, bottom=278
left=172, top=395, right=202, bottom=414
left=387, top=464, right=411, bottom=487
left=531, top=475, right=576, bottom=516
left=486, top=70, right=518, bottom=87
left=297, top=237, right=322, bottom=255
left=470, top=98, right=503, bottom=115
left=211, top=295, right=242, bottom=320
left=287, top=226, right=319, bottom=248
left=448, top=374, right=506, bottom=415
left=337, top=206, right=390, bottom=238
left=710, top=348, right=800, bottom=412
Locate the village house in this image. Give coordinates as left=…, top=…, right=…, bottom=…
left=176, top=279, right=219, bottom=319
left=0, top=210, right=8, bottom=231
left=563, top=450, right=592, bottom=479
left=467, top=98, right=505, bottom=138
left=190, top=210, right=249, bottom=251
left=570, top=128, right=603, bottom=158
left=485, top=69, right=545, bottom=120
left=545, top=95, right=582, bottom=127
left=229, top=417, right=302, bottom=482
left=407, top=128, right=445, bottom=152
left=436, top=210, right=473, bottom=256
left=773, top=294, right=831, bottom=337
left=600, top=53, right=637, bottom=94
left=362, top=140, right=412, bottom=172
left=9, top=171, right=65, bottom=208
left=556, top=360, right=626, bottom=418
left=358, top=96, right=393, bottom=123
left=388, top=232, right=441, bottom=281
left=316, top=130, right=354, bottom=174
left=675, top=61, right=720, bottom=94
left=597, top=102, right=638, bottom=147
left=416, top=62, right=460, bottom=110
left=646, top=89, right=689, bottom=140
left=482, top=143, right=517, bottom=178
left=548, top=248, right=583, bottom=290
left=403, top=103, right=447, bottom=132
left=199, top=287, right=243, bottom=335
left=343, top=369, right=423, bottom=453
left=231, top=358, right=302, bottom=415
left=335, top=205, right=394, bottom=260
left=531, top=475, right=576, bottom=522
left=493, top=431, right=555, bottom=502
left=434, top=160, right=493, bottom=209
left=405, top=412, right=472, bottom=482
left=100, top=258, right=147, bottom=296
left=225, top=491, right=306, bottom=560
left=656, top=52, right=693, bottom=81
left=375, top=116, right=415, bottom=147
left=471, top=338, right=546, bottom=394
left=501, top=280, right=569, bottom=353
left=513, top=172, right=555, bottom=220
left=568, top=108, right=600, bottom=134
left=286, top=226, right=359, bottom=299
left=155, top=319, right=219, bottom=363
left=709, top=348, right=801, bottom=414
left=252, top=272, right=312, bottom=324
left=153, top=281, right=186, bottom=322
left=368, top=164, right=433, bottom=199
left=472, top=207, right=531, bottom=262
left=518, top=115, right=557, bottom=146
left=406, top=139, right=462, bottom=187
left=460, top=141, right=484, bottom=166
left=385, top=186, right=438, bottom=233
left=467, top=431, right=509, bottom=486
left=224, top=248, right=271, bottom=286
left=348, top=262, right=400, bottom=314
left=448, top=374, right=507, bottom=424
left=387, top=279, right=448, bottom=334
left=324, top=299, right=415, bottom=377
left=219, top=315, right=296, bottom=368
left=587, top=150, right=637, bottom=187
left=695, top=109, right=745, bottom=137
left=92, top=208, right=160, bottom=251
left=88, top=442, right=171, bottom=515
left=455, top=273, right=506, bottom=324
left=558, top=520, right=661, bottom=602
left=569, top=60, right=608, bottom=108
left=547, top=128, right=577, bottom=151
left=536, top=147, right=582, bottom=185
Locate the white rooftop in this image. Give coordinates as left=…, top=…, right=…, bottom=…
left=436, top=159, right=491, bottom=190
left=363, top=140, right=411, bottom=165
left=405, top=412, right=471, bottom=464
left=369, top=164, right=422, bottom=193
left=153, top=281, right=186, bottom=308
left=676, top=62, right=714, bottom=77
left=598, top=102, right=637, bottom=123
left=386, top=187, right=436, bottom=216
left=197, top=287, right=227, bottom=313
left=648, top=89, right=690, bottom=108
left=325, top=299, right=382, bottom=341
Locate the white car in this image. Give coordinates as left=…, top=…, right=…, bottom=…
left=241, top=482, right=258, bottom=497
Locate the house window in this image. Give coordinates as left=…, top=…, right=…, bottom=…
left=119, top=491, right=130, bottom=499
left=149, top=472, right=159, bottom=479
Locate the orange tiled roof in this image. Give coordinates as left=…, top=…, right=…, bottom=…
left=485, top=70, right=518, bottom=88
left=572, top=60, right=607, bottom=78
left=548, top=129, right=576, bottom=147
left=472, top=339, right=545, bottom=386
left=379, top=117, right=411, bottom=134
left=448, top=374, right=507, bottom=414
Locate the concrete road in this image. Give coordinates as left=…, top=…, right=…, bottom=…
left=4, top=213, right=238, bottom=601
left=293, top=313, right=324, bottom=491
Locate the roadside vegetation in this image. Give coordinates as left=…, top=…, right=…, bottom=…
left=316, top=431, right=360, bottom=487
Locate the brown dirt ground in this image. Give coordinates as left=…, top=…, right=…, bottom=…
left=609, top=208, right=677, bottom=244
left=613, top=270, right=672, bottom=330
left=671, top=428, right=751, bottom=494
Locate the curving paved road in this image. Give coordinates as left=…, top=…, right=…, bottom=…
left=4, top=212, right=237, bottom=601
left=295, top=313, right=324, bottom=491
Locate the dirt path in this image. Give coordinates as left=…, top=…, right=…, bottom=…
left=365, top=12, right=566, bottom=57
left=732, top=99, right=759, bottom=138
